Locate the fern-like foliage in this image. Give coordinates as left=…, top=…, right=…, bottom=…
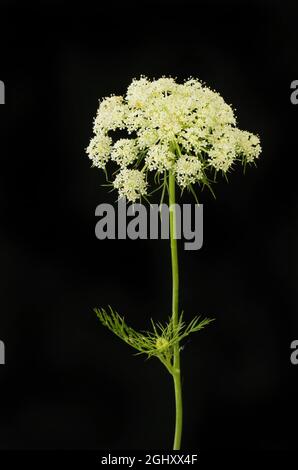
left=95, top=306, right=214, bottom=375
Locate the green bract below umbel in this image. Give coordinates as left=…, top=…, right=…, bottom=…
left=95, top=307, right=213, bottom=375
left=86, top=76, right=261, bottom=202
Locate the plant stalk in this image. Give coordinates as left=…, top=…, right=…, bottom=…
left=169, top=171, right=182, bottom=450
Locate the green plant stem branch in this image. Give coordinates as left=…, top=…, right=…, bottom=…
left=169, top=171, right=183, bottom=450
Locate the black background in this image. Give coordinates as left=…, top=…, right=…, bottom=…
left=0, top=0, right=297, bottom=453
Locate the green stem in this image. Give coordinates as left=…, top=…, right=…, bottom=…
left=169, top=171, right=183, bottom=450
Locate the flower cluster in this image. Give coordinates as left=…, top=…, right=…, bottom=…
left=86, top=76, right=261, bottom=202
left=113, top=168, right=147, bottom=202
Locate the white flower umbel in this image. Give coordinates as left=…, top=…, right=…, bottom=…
left=111, top=138, right=139, bottom=167
left=94, top=95, right=127, bottom=132
left=86, top=76, right=262, bottom=451
left=86, top=133, right=112, bottom=169
left=87, top=76, right=261, bottom=202
left=235, top=129, right=262, bottom=163
left=174, top=155, right=203, bottom=189
left=113, top=168, right=147, bottom=202
left=146, top=144, right=175, bottom=172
